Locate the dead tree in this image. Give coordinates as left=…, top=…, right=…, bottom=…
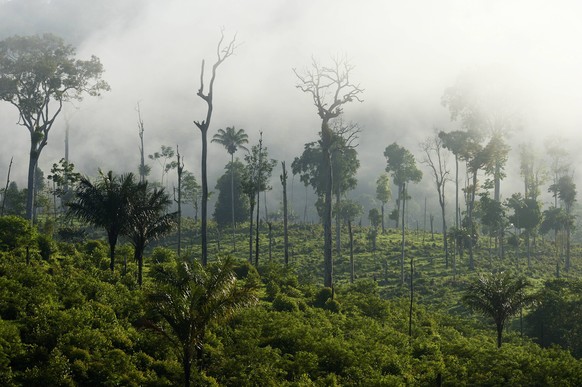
left=421, top=133, right=451, bottom=268
left=294, top=56, right=363, bottom=288
left=193, top=30, right=237, bottom=266
left=137, top=102, right=148, bottom=183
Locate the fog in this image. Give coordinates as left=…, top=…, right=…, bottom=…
left=1, top=0, right=582, bottom=225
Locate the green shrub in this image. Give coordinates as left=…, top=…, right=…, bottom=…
left=272, top=294, right=299, bottom=312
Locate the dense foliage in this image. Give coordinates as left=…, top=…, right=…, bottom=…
left=2, top=218, right=582, bottom=385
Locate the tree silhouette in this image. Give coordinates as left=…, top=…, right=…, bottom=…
left=146, top=258, right=258, bottom=387
left=193, top=30, right=237, bottom=266
left=294, top=56, right=363, bottom=288
left=0, top=34, right=109, bottom=220
left=550, top=175, right=577, bottom=271
left=241, top=135, right=276, bottom=266
left=68, top=171, right=135, bottom=271
left=292, top=128, right=360, bottom=257
left=384, top=142, right=422, bottom=284
left=212, top=126, right=248, bottom=252
left=125, top=181, right=177, bottom=286
left=463, top=272, right=534, bottom=348
left=421, top=133, right=450, bottom=267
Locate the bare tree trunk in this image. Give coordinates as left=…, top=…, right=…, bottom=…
left=201, top=129, right=209, bottom=265
left=248, top=201, right=254, bottom=264
left=381, top=203, right=385, bottom=234
left=268, top=221, right=273, bottom=261
left=349, top=218, right=354, bottom=283
left=137, top=102, right=146, bottom=183
left=335, top=188, right=341, bottom=258
left=193, top=31, right=237, bottom=266
left=176, top=147, right=184, bottom=257
left=281, top=161, right=289, bottom=265
left=401, top=183, right=406, bottom=285
left=26, top=149, right=39, bottom=221
left=468, top=170, right=477, bottom=271
left=230, top=153, right=236, bottom=252
left=1, top=157, right=13, bottom=216
left=322, top=120, right=334, bottom=288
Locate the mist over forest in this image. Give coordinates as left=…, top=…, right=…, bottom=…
left=1, top=0, right=582, bottom=231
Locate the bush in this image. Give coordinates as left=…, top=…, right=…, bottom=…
left=272, top=294, right=299, bottom=312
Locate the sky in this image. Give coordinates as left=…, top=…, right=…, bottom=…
left=1, top=0, right=582, bottom=224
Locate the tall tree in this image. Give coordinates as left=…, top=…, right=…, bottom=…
left=136, top=102, right=150, bottom=183
left=68, top=171, right=135, bottom=271
left=463, top=272, right=534, bottom=348
left=125, top=181, right=177, bottom=286
left=421, top=133, right=450, bottom=267
left=442, top=66, right=519, bottom=204
left=212, top=126, right=248, bottom=252
left=193, top=30, right=236, bottom=266
left=439, top=129, right=482, bottom=266
left=375, top=173, right=391, bottom=234
left=550, top=175, right=577, bottom=272
left=294, top=56, right=363, bottom=288
left=146, top=258, right=258, bottom=387
left=0, top=34, right=109, bottom=220
left=383, top=143, right=422, bottom=284
left=242, top=138, right=276, bottom=266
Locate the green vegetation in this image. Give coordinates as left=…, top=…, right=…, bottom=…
left=2, top=216, right=582, bottom=385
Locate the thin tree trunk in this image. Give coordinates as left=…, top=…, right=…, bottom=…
left=381, top=203, right=385, bottom=234
left=409, top=247, right=414, bottom=338
left=248, top=202, right=254, bottom=264
left=335, top=189, right=341, bottom=257
left=2, top=157, right=13, bottom=216
left=349, top=218, right=354, bottom=283
left=201, top=128, right=209, bottom=265
left=108, top=236, right=116, bottom=272
left=255, top=188, right=260, bottom=267
left=401, top=183, right=406, bottom=285
left=268, top=222, right=273, bottom=261
left=183, top=350, right=191, bottom=387
left=468, top=170, right=477, bottom=271
left=454, top=155, right=458, bottom=279
left=230, top=153, right=236, bottom=252
left=281, top=161, right=289, bottom=265
left=566, top=226, right=571, bottom=272
left=177, top=147, right=183, bottom=258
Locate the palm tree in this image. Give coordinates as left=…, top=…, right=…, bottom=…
left=146, top=258, right=258, bottom=387
left=68, top=171, right=136, bottom=271
left=212, top=126, right=249, bottom=252
left=125, top=181, right=177, bottom=286
left=463, top=272, right=534, bottom=348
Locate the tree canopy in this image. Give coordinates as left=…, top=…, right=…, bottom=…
left=0, top=33, right=109, bottom=220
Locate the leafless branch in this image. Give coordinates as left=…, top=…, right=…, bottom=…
left=294, top=55, right=363, bottom=121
